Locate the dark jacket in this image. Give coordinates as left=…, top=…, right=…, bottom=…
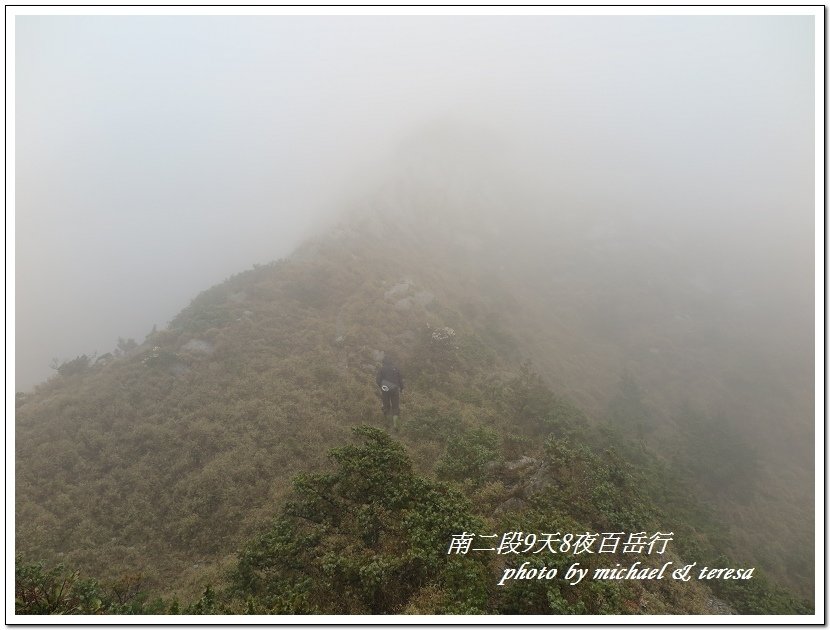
left=376, top=364, right=404, bottom=392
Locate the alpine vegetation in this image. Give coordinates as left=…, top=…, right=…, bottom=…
left=14, top=12, right=816, bottom=618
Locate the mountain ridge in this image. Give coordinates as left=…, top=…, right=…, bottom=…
left=15, top=219, right=814, bottom=612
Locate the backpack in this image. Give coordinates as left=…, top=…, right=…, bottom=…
left=381, top=379, right=399, bottom=393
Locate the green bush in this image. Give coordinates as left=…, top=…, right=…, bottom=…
left=228, top=426, right=490, bottom=614
left=436, top=427, right=500, bottom=484
left=14, top=557, right=172, bottom=615
left=50, top=355, right=91, bottom=377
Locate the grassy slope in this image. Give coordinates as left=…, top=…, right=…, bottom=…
left=16, top=229, right=491, bottom=597
left=15, top=223, right=813, bottom=608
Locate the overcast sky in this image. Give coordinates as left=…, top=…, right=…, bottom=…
left=14, top=14, right=816, bottom=390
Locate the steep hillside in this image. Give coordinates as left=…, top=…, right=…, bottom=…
left=15, top=228, right=511, bottom=594
left=15, top=221, right=813, bottom=614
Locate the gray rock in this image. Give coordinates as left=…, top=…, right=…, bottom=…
left=526, top=462, right=550, bottom=495
left=394, top=298, right=413, bottom=311
left=705, top=596, right=737, bottom=615
left=505, top=455, right=537, bottom=472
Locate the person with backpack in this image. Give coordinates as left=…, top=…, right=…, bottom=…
left=376, top=354, right=404, bottom=431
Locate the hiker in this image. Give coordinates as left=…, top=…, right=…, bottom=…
left=376, top=354, right=404, bottom=431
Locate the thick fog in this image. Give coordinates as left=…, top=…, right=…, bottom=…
left=14, top=15, right=815, bottom=390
